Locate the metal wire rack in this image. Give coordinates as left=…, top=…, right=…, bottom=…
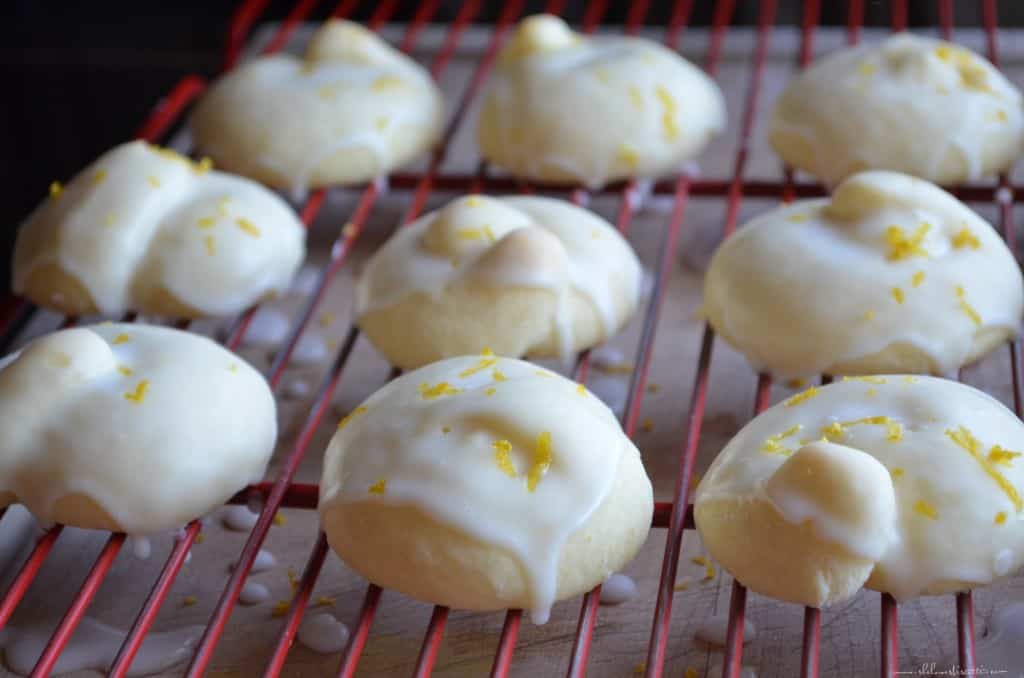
left=0, top=0, right=1018, bottom=676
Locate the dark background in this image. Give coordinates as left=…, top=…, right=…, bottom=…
left=0, top=0, right=1016, bottom=295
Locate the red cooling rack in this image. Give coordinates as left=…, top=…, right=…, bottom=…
left=0, top=0, right=1019, bottom=676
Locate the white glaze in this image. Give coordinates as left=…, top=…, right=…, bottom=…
left=697, top=376, right=1024, bottom=601
left=128, top=535, right=152, bottom=560
left=320, top=355, right=644, bottom=623
left=0, top=324, right=276, bottom=534
left=356, top=195, right=642, bottom=366
left=770, top=33, right=1024, bottom=184
left=695, top=613, right=756, bottom=647
left=599, top=573, right=637, bottom=606
left=296, top=612, right=350, bottom=654
left=282, top=378, right=312, bottom=400
left=190, top=20, right=444, bottom=193
left=13, top=142, right=306, bottom=317
left=231, top=549, right=277, bottom=574
left=239, top=581, right=271, bottom=606
left=704, top=171, right=1023, bottom=377
left=0, top=618, right=202, bottom=676
left=292, top=332, right=329, bottom=364
left=479, top=15, right=725, bottom=188
left=243, top=307, right=291, bottom=346
left=221, top=505, right=259, bottom=532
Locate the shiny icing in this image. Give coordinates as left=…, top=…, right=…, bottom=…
left=697, top=376, right=1024, bottom=600
left=355, top=195, right=642, bottom=364
left=770, top=33, right=1024, bottom=184
left=704, top=171, right=1023, bottom=377
left=0, top=324, right=276, bottom=534
left=478, top=14, right=726, bottom=188
left=13, top=141, right=306, bottom=317
left=190, top=20, right=444, bottom=193
left=319, top=354, right=640, bottom=623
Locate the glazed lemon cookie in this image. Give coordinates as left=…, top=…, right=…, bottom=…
left=770, top=33, right=1024, bottom=184
left=319, top=354, right=653, bottom=622
left=13, top=141, right=306, bottom=318
left=704, top=171, right=1023, bottom=377
left=696, top=376, right=1024, bottom=607
left=0, top=324, right=276, bottom=534
left=478, top=14, right=726, bottom=187
left=190, top=20, right=444, bottom=192
left=356, top=194, right=642, bottom=369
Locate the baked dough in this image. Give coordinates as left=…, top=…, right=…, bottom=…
left=770, top=33, right=1024, bottom=185
left=13, top=141, right=306, bottom=318
left=356, top=195, right=642, bottom=369
left=319, top=354, right=652, bottom=622
left=190, top=19, right=444, bottom=192
left=704, top=171, right=1023, bottom=377
left=477, top=14, right=726, bottom=188
left=0, top=324, right=276, bottom=534
left=695, top=376, right=1024, bottom=607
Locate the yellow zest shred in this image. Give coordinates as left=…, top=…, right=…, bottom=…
left=617, top=143, right=639, bottom=169
left=465, top=195, right=484, bottom=207
left=761, top=424, right=803, bottom=455
left=647, top=383, right=660, bottom=393
left=858, top=61, right=877, bottom=76
left=702, top=562, right=716, bottom=581
left=655, top=85, right=679, bottom=140
left=863, top=310, right=876, bottom=321
left=117, top=365, right=133, bottom=376
left=183, top=596, right=197, bottom=607
left=273, top=512, right=286, bottom=526
left=891, top=287, right=905, bottom=304
left=195, top=533, right=205, bottom=544
left=316, top=596, right=336, bottom=607
left=576, top=383, right=587, bottom=396
left=843, top=376, right=887, bottom=384
left=442, top=426, right=451, bottom=434
left=633, top=663, right=646, bottom=675
left=903, top=376, right=919, bottom=384
left=337, top=406, right=368, bottom=431
left=685, top=668, right=699, bottom=678
left=368, top=479, right=387, bottom=495
left=271, top=600, right=290, bottom=617
left=196, top=157, right=213, bottom=174
left=287, top=568, right=299, bottom=593
left=49, top=181, right=63, bottom=199
left=371, top=75, right=403, bottom=90
left=784, top=386, right=820, bottom=407
left=690, top=556, right=707, bottom=566
left=197, top=216, right=216, bottom=229
left=147, top=176, right=161, bottom=188
left=526, top=432, right=553, bottom=492
left=492, top=368, right=507, bottom=382
left=988, top=445, right=1023, bottom=467
left=204, top=235, right=216, bottom=256
left=885, top=222, right=930, bottom=260
left=236, top=217, right=261, bottom=237
left=946, top=426, right=1023, bottom=510
left=914, top=500, right=939, bottom=520
left=912, top=271, right=926, bottom=287
left=952, top=227, right=981, bottom=250
left=867, top=388, right=878, bottom=397
left=458, top=357, right=498, bottom=378
left=642, top=418, right=654, bottom=433
left=785, top=378, right=807, bottom=389
left=123, top=380, right=150, bottom=404
left=92, top=169, right=107, bottom=185
left=821, top=416, right=902, bottom=442
left=787, top=213, right=809, bottom=223
left=628, top=85, right=644, bottom=110
left=673, top=578, right=690, bottom=592
left=228, top=363, right=239, bottom=373
left=955, top=286, right=982, bottom=326
left=995, top=511, right=1008, bottom=525
left=418, top=381, right=462, bottom=399
left=112, top=333, right=130, bottom=345
left=485, top=387, right=497, bottom=396
left=891, top=467, right=905, bottom=479
left=319, top=312, right=334, bottom=329
left=493, top=439, right=517, bottom=478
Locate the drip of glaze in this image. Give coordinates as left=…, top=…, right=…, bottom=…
left=0, top=618, right=202, bottom=676
left=128, top=535, right=151, bottom=560
left=695, top=612, right=757, bottom=647
left=296, top=613, right=350, bottom=654
left=239, top=582, right=270, bottom=606
left=228, top=548, right=276, bottom=574
left=292, top=332, right=329, bottom=364
left=977, top=601, right=1024, bottom=674
left=243, top=307, right=291, bottom=346
left=282, top=378, right=312, bottom=400
left=290, top=264, right=321, bottom=297
left=221, top=505, right=259, bottom=532
left=599, top=573, right=637, bottom=606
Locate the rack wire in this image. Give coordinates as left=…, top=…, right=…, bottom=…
left=0, top=0, right=1018, bottom=676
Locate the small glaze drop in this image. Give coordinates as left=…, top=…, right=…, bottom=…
left=290, top=265, right=321, bottom=296
left=297, top=612, right=350, bottom=654
left=244, top=308, right=291, bottom=346
left=239, top=582, right=271, bottom=606
left=283, top=378, right=312, bottom=400
left=599, top=573, right=637, bottom=606
left=292, top=332, right=329, bottom=364
left=222, top=505, right=259, bottom=532
left=229, top=548, right=276, bottom=574
left=128, top=535, right=151, bottom=560
left=696, top=612, right=757, bottom=647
